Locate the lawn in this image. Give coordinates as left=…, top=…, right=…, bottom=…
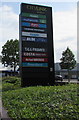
left=2, top=77, right=79, bottom=120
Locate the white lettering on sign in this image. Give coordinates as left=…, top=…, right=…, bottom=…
left=27, top=37, right=35, bottom=41
left=23, top=57, right=48, bottom=62
left=22, top=62, right=48, bottom=67
left=24, top=47, right=46, bottom=52
left=23, top=52, right=47, bottom=57
left=23, top=28, right=45, bottom=32
left=22, top=37, right=47, bottom=42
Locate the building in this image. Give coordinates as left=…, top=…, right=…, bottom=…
left=55, top=63, right=79, bottom=79
left=0, top=62, right=18, bottom=77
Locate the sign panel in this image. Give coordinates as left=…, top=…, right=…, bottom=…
left=22, top=17, right=46, bottom=23
left=22, top=37, right=47, bottom=42
left=22, top=32, right=47, bottom=37
left=23, top=52, right=48, bottom=57
left=22, top=28, right=45, bottom=32
left=19, top=3, right=55, bottom=86
left=22, top=22, right=47, bottom=28
left=23, top=57, right=48, bottom=62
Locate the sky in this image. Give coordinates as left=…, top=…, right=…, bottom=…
left=0, top=1, right=77, bottom=63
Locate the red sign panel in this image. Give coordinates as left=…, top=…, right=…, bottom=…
left=23, top=52, right=48, bottom=57
left=23, top=57, right=48, bottom=62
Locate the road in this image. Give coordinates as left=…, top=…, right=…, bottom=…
left=63, top=79, right=79, bottom=83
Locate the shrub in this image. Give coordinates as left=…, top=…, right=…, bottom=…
left=2, top=76, right=21, bottom=84
left=2, top=83, right=15, bottom=91
left=2, top=76, right=21, bottom=91
left=2, top=84, right=79, bottom=120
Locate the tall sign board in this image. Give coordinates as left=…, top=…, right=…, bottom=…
left=19, top=3, right=55, bottom=86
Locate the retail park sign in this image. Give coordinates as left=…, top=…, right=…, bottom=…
left=19, top=3, right=55, bottom=86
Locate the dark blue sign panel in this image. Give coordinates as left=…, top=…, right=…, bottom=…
left=22, top=37, right=47, bottom=42
left=22, top=17, right=46, bottom=23
left=19, top=3, right=55, bottom=86
left=22, top=22, right=47, bottom=28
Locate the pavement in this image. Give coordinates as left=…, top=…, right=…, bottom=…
left=0, top=98, right=11, bottom=120
left=0, top=98, right=2, bottom=119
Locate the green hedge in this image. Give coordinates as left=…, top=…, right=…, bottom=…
left=2, top=84, right=79, bottom=120
left=2, top=76, right=21, bottom=84
left=2, top=76, right=21, bottom=92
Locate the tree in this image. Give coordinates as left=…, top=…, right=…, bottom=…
left=60, top=47, right=76, bottom=82
left=1, top=39, right=19, bottom=73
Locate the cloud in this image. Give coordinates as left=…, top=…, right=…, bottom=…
left=53, top=7, right=77, bottom=62
left=0, top=5, right=19, bottom=54
left=0, top=4, right=77, bottom=63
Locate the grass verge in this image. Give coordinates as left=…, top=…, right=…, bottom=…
left=2, top=79, right=79, bottom=120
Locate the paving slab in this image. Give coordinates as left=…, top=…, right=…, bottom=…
left=0, top=99, right=12, bottom=120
